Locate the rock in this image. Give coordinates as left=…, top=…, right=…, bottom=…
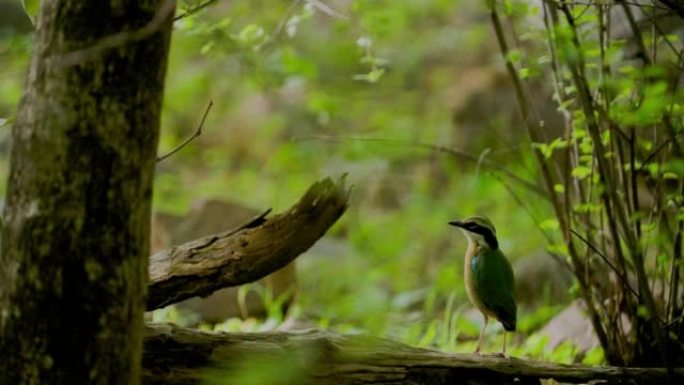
left=513, top=250, right=573, bottom=307
left=539, top=300, right=599, bottom=353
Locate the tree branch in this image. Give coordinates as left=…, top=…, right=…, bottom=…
left=156, top=100, right=213, bottom=162
left=656, top=0, right=684, bottom=19
left=296, top=135, right=547, bottom=198
left=147, top=175, right=351, bottom=310
left=174, top=0, right=218, bottom=21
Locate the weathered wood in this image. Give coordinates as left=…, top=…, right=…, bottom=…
left=147, top=175, right=350, bottom=310
left=142, top=323, right=684, bottom=385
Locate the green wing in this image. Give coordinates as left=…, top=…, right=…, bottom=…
left=471, top=248, right=517, bottom=331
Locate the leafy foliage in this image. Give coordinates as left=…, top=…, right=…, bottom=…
left=488, top=0, right=683, bottom=366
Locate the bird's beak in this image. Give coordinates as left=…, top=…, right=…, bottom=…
left=448, top=220, right=464, bottom=228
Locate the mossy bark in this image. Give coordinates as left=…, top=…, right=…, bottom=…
left=0, top=1, right=174, bottom=384
left=141, top=324, right=684, bottom=385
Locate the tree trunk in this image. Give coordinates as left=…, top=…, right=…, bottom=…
left=0, top=1, right=174, bottom=384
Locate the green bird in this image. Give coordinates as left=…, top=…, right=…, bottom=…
left=448, top=216, right=516, bottom=355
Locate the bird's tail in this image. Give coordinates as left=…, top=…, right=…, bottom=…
left=502, top=319, right=516, bottom=332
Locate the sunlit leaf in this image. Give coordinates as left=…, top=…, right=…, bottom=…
left=582, top=346, right=605, bottom=365
left=571, top=165, right=592, bottom=179
left=540, top=218, right=560, bottom=231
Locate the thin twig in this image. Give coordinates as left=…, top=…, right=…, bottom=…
left=668, top=196, right=683, bottom=323
left=555, top=0, right=670, bottom=9
left=562, top=4, right=671, bottom=365
left=157, top=100, right=213, bottom=162
left=497, top=1, right=618, bottom=363
left=641, top=136, right=682, bottom=167
left=174, top=0, right=218, bottom=21
left=294, top=135, right=547, bottom=197
left=274, top=0, right=303, bottom=36
left=497, top=175, right=573, bottom=273
left=617, top=0, right=683, bottom=158
left=570, top=229, right=640, bottom=300
left=647, top=1, right=684, bottom=66
left=656, top=0, right=684, bottom=18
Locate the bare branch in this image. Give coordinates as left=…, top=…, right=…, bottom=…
left=655, top=0, right=684, bottom=18
left=157, top=100, right=213, bottom=162
left=174, top=0, right=219, bottom=21
left=295, top=135, right=547, bottom=198
left=569, top=229, right=641, bottom=301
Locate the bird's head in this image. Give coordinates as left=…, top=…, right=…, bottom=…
left=448, top=215, right=498, bottom=249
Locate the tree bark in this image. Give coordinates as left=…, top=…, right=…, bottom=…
left=147, top=176, right=350, bottom=310
left=142, top=323, right=684, bottom=385
left=0, top=1, right=174, bottom=385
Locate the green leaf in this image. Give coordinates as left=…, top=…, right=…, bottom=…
left=540, top=218, right=560, bottom=231
left=200, top=41, right=214, bottom=55
left=506, top=49, right=522, bottom=65
left=601, top=130, right=610, bottom=146
left=582, top=346, right=605, bottom=365
left=533, top=138, right=567, bottom=159
left=352, top=68, right=385, bottom=83
left=549, top=340, right=576, bottom=364
left=546, top=242, right=569, bottom=257
left=533, top=142, right=552, bottom=159
left=579, top=139, right=593, bottom=155
left=281, top=48, right=318, bottom=78
left=665, top=159, right=684, bottom=178
left=571, top=165, right=592, bottom=179
left=637, top=305, right=650, bottom=319
left=573, top=203, right=602, bottom=213
left=234, top=23, right=266, bottom=47
left=503, top=0, right=514, bottom=14
left=573, top=128, right=587, bottom=139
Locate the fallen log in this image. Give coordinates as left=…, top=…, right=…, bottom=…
left=142, top=323, right=684, bottom=385
left=147, top=175, right=350, bottom=310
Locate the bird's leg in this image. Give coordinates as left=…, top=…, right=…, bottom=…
left=495, top=329, right=512, bottom=359
left=502, top=330, right=507, bottom=356
left=475, top=315, right=488, bottom=354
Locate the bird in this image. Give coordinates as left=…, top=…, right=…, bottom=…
left=448, top=216, right=517, bottom=356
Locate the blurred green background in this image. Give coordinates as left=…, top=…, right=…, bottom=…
left=0, top=0, right=595, bottom=366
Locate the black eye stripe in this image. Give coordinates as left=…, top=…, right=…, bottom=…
left=465, top=222, right=486, bottom=232
left=465, top=222, right=499, bottom=249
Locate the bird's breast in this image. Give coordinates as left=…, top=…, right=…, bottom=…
left=463, top=244, right=494, bottom=317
